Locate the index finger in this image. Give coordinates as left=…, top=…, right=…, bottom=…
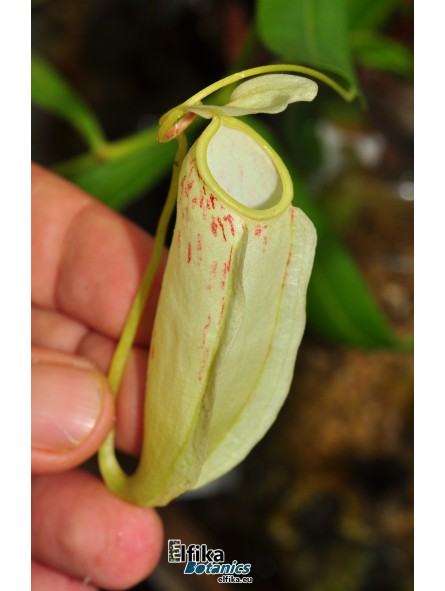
left=32, top=163, right=167, bottom=342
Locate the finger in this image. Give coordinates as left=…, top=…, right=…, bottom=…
left=32, top=306, right=89, bottom=354
left=32, top=307, right=147, bottom=455
left=32, top=163, right=167, bottom=343
left=32, top=560, right=98, bottom=591
left=77, top=331, right=146, bottom=455
left=32, top=471, right=163, bottom=590
left=32, top=347, right=114, bottom=473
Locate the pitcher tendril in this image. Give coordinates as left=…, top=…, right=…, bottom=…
left=98, top=65, right=349, bottom=506
left=107, top=132, right=188, bottom=398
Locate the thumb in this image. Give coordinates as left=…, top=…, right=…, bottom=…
left=32, top=347, right=114, bottom=474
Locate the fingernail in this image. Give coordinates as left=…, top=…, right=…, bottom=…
left=32, top=357, right=105, bottom=452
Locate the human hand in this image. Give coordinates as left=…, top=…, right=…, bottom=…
left=31, top=163, right=165, bottom=590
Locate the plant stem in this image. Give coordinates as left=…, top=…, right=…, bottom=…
left=98, top=133, right=188, bottom=484
left=107, top=132, right=188, bottom=397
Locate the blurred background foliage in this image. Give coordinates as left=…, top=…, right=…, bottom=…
left=32, top=1, right=413, bottom=590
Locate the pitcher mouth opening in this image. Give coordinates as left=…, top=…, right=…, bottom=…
left=196, top=116, right=293, bottom=220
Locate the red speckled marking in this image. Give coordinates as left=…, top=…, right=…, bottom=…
left=220, top=247, right=233, bottom=288
left=187, top=181, right=194, bottom=194
left=198, top=347, right=210, bottom=382
left=253, top=224, right=269, bottom=252
left=281, top=245, right=293, bottom=287
left=218, top=296, right=226, bottom=325
left=196, top=233, right=203, bottom=265
left=223, top=214, right=235, bottom=236
left=262, top=235, right=268, bottom=253
left=255, top=223, right=268, bottom=238
left=177, top=229, right=181, bottom=249
left=217, top=217, right=227, bottom=241
left=191, top=159, right=203, bottom=183
left=199, top=314, right=212, bottom=349
left=228, top=246, right=233, bottom=270
left=207, top=260, right=218, bottom=291
left=187, top=242, right=192, bottom=264
left=211, top=218, right=218, bottom=237
left=286, top=250, right=292, bottom=266
left=210, top=195, right=216, bottom=209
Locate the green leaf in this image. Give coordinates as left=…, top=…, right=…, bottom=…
left=351, top=32, right=413, bottom=77
left=346, top=0, right=399, bottom=31
left=244, top=116, right=405, bottom=349
left=256, top=0, right=359, bottom=96
left=31, top=52, right=106, bottom=152
left=305, top=227, right=397, bottom=348
left=55, top=127, right=176, bottom=211
left=278, top=104, right=323, bottom=177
